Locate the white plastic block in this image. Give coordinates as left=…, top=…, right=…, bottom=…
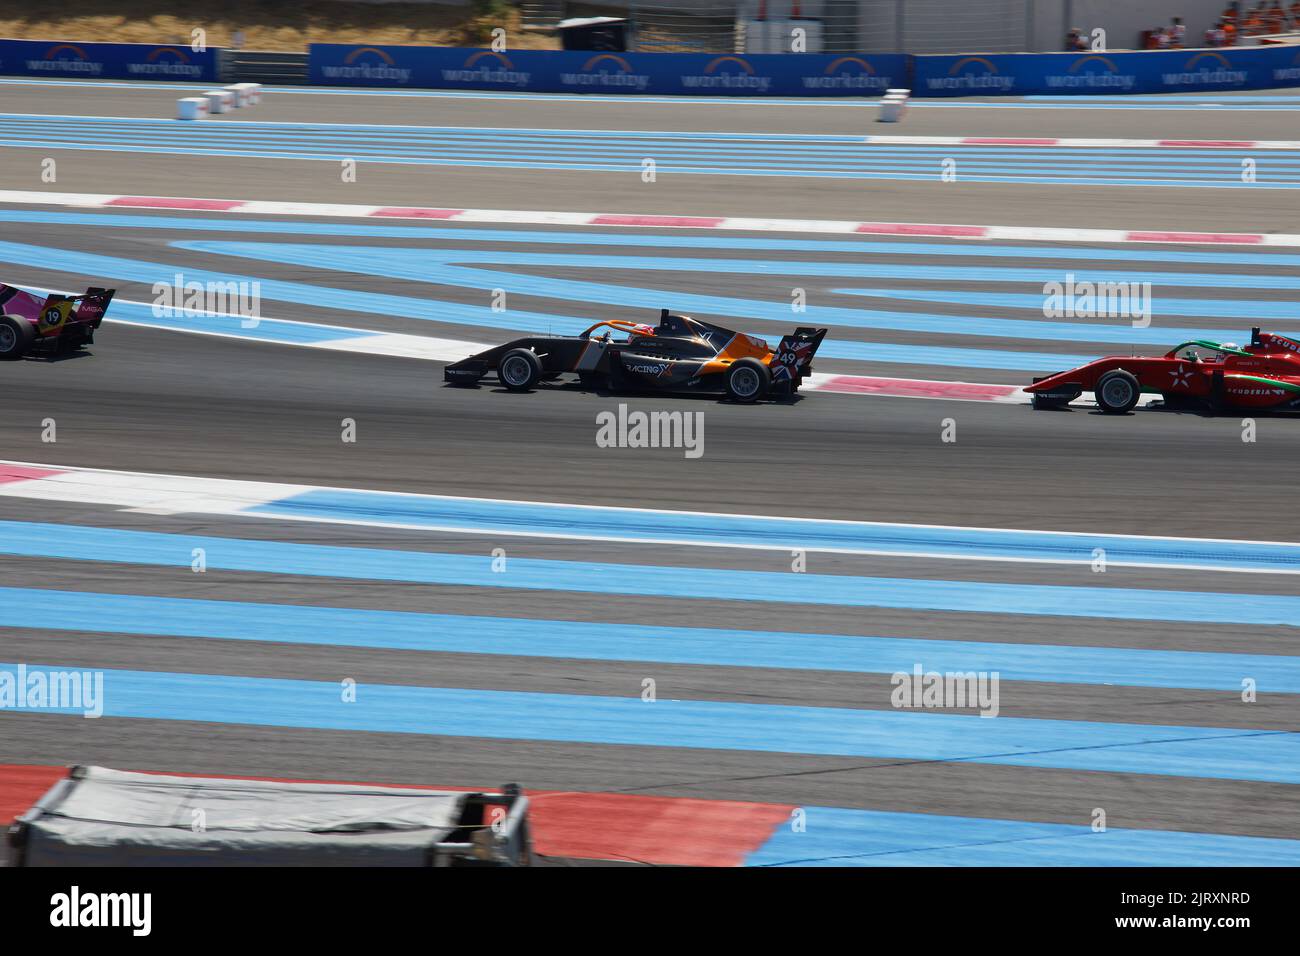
left=230, top=82, right=262, bottom=105
left=204, top=90, right=234, bottom=114
left=177, top=97, right=210, bottom=120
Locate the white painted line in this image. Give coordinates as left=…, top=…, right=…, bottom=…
left=15, top=287, right=1147, bottom=410
left=4, top=80, right=1298, bottom=111
left=867, top=135, right=1300, bottom=149
left=1, top=189, right=1296, bottom=246
left=2, top=458, right=1296, bottom=573
left=21, top=284, right=489, bottom=363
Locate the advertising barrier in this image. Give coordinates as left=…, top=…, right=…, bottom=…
left=308, top=45, right=909, bottom=96
left=0, top=38, right=219, bottom=82
left=3, top=36, right=1295, bottom=97
left=913, top=46, right=1300, bottom=97
left=309, top=42, right=1300, bottom=97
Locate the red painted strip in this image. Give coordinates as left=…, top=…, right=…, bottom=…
left=0, top=764, right=791, bottom=866
left=0, top=464, right=64, bottom=485
left=819, top=376, right=1020, bottom=401
left=0, top=764, right=64, bottom=824
left=106, top=196, right=246, bottom=210
left=1156, top=140, right=1257, bottom=148
left=529, top=791, right=791, bottom=866
left=855, top=222, right=989, bottom=238
left=960, top=137, right=1060, bottom=146
left=370, top=207, right=466, bottom=219
left=1125, top=230, right=1264, bottom=245
left=589, top=214, right=727, bottom=228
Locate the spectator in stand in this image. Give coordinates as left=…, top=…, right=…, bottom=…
left=1170, top=17, right=1187, bottom=47
left=1153, top=26, right=1172, bottom=48
left=1066, top=26, right=1087, bottom=51
left=1262, top=1, right=1282, bottom=30
left=1291, top=0, right=1300, bottom=29
left=1243, top=5, right=1264, bottom=35
left=1204, top=20, right=1228, bottom=45
left=1222, top=1, right=1242, bottom=37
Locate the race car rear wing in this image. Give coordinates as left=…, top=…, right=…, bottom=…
left=52, top=287, right=115, bottom=327
left=773, top=326, right=828, bottom=382
left=0, top=284, right=115, bottom=328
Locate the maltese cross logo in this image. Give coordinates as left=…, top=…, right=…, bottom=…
left=1170, top=364, right=1193, bottom=389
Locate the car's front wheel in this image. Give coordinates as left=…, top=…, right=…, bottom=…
left=498, top=348, right=543, bottom=392
left=1095, top=369, right=1141, bottom=414
left=0, top=315, right=35, bottom=361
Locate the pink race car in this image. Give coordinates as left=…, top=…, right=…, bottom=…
left=0, top=283, right=115, bottom=360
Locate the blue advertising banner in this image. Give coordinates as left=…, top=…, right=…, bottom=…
left=309, top=44, right=910, bottom=97
left=0, top=38, right=218, bottom=82
left=914, top=46, right=1300, bottom=97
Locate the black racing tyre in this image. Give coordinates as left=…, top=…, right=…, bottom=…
left=725, top=357, right=771, bottom=403
left=1095, top=369, right=1141, bottom=414
left=0, top=315, right=35, bottom=360
left=497, top=348, right=543, bottom=392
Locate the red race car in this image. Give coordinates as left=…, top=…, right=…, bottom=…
left=0, top=283, right=115, bottom=360
left=1026, top=328, right=1300, bottom=414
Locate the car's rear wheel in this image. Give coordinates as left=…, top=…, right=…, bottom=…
left=0, top=315, right=35, bottom=361
left=1095, top=369, right=1141, bottom=414
left=498, top=348, right=542, bottom=392
left=725, top=358, right=771, bottom=403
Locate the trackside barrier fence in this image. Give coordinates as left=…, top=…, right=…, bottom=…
left=3, top=36, right=1298, bottom=97
left=308, top=43, right=1300, bottom=96
left=0, top=38, right=219, bottom=82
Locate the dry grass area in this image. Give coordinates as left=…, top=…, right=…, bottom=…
left=0, top=0, right=559, bottom=51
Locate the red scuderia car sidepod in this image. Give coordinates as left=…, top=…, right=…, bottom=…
left=1024, top=328, right=1300, bottom=414
left=0, top=283, right=116, bottom=361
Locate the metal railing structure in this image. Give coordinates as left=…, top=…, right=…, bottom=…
left=520, top=0, right=1279, bottom=55
left=522, top=0, right=867, bottom=53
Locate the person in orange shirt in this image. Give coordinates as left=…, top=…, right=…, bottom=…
left=1223, top=18, right=1238, bottom=43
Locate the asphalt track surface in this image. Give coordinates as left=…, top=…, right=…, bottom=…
left=1, top=81, right=1298, bottom=866
left=4, top=81, right=1300, bottom=229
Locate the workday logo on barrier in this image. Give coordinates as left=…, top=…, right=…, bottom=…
left=125, top=46, right=205, bottom=79
left=27, top=43, right=103, bottom=76
left=681, top=55, right=771, bottom=92
left=801, top=56, right=892, bottom=92
left=320, top=47, right=412, bottom=84
left=441, top=50, right=530, bottom=88
left=1161, top=51, right=1247, bottom=87
left=925, top=57, right=1014, bottom=93
left=559, top=53, right=650, bottom=92
left=1044, top=54, right=1136, bottom=91
left=1275, top=50, right=1300, bottom=82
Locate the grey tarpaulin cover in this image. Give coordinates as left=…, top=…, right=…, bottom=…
left=13, top=766, right=472, bottom=866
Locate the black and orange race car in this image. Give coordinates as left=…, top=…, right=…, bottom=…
left=444, top=310, right=827, bottom=403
